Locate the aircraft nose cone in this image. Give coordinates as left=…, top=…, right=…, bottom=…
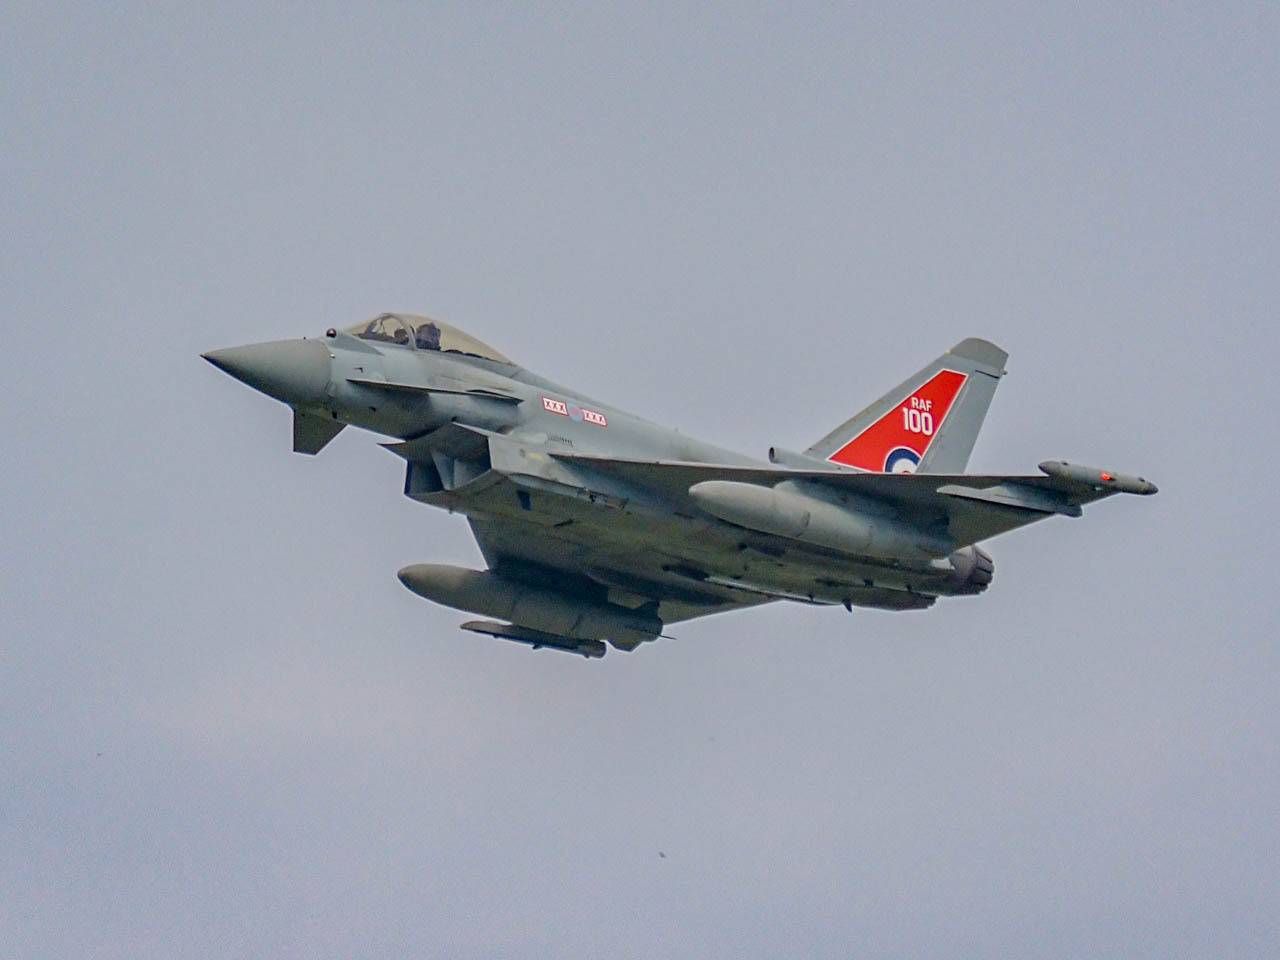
left=202, top=339, right=331, bottom=405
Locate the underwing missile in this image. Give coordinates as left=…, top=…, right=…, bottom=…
left=397, top=564, right=661, bottom=649
left=460, top=620, right=607, bottom=658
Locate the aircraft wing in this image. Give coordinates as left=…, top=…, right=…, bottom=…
left=465, top=516, right=773, bottom=629
left=548, top=452, right=1157, bottom=548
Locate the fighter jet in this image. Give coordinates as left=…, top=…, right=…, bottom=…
left=204, top=312, right=1156, bottom=658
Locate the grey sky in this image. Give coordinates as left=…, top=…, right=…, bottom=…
left=3, top=2, right=1277, bottom=957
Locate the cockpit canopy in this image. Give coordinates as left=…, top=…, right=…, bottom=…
left=343, top=313, right=512, bottom=364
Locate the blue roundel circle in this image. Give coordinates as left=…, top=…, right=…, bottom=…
left=883, top=447, right=920, bottom=473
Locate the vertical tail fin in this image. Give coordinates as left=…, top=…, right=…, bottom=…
left=803, top=338, right=1008, bottom=474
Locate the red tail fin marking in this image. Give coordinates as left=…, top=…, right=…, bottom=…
left=827, top=369, right=968, bottom=472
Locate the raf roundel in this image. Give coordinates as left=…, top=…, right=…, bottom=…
left=884, top=447, right=920, bottom=473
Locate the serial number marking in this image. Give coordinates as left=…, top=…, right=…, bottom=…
left=541, top=396, right=607, bottom=427
left=902, top=406, right=934, bottom=435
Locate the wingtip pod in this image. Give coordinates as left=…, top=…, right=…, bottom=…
left=1038, top=461, right=1158, bottom=495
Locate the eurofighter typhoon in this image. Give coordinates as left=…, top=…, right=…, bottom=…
left=204, top=313, right=1156, bottom=658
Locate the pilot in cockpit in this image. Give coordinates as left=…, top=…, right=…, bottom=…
left=343, top=313, right=511, bottom=364
left=416, top=321, right=442, bottom=351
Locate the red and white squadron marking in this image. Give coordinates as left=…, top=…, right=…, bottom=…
left=542, top=396, right=608, bottom=427
left=827, top=369, right=968, bottom=472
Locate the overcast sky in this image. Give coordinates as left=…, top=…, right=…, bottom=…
left=3, top=2, right=1277, bottom=957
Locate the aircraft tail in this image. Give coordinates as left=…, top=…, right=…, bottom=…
left=803, top=338, right=1008, bottom=473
